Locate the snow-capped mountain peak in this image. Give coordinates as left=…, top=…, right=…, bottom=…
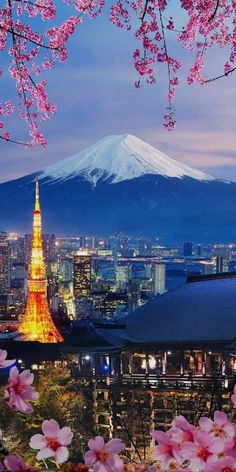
left=42, top=134, right=215, bottom=185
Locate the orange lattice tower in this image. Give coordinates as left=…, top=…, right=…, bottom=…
left=19, top=178, right=63, bottom=343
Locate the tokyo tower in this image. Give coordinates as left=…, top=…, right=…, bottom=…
left=19, top=178, right=63, bottom=343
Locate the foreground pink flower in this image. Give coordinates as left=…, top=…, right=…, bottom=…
left=170, top=415, right=196, bottom=444
left=231, top=385, right=236, bottom=406
left=204, top=456, right=236, bottom=472
left=4, top=366, right=38, bottom=414
left=182, top=430, right=225, bottom=470
left=199, top=411, right=235, bottom=440
left=84, top=436, right=125, bottom=472
left=4, top=455, right=33, bottom=472
left=0, top=349, right=15, bottom=368
left=151, top=430, right=181, bottom=469
left=30, top=419, right=73, bottom=464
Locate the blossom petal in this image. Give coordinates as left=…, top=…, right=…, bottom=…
left=214, top=411, right=227, bottom=426
left=84, top=450, right=96, bottom=467
left=19, top=370, right=34, bottom=385
left=29, top=434, right=47, bottom=449
left=57, top=427, right=73, bottom=445
left=36, top=447, right=54, bottom=461
left=42, top=419, right=60, bottom=438
left=55, top=446, right=69, bottom=464
left=106, top=439, right=125, bottom=454
left=88, top=436, right=104, bottom=452
left=4, top=455, right=26, bottom=472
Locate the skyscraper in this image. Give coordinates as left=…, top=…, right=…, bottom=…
left=152, top=264, right=166, bottom=295
left=200, top=261, right=215, bottom=275
left=19, top=178, right=62, bottom=343
left=0, top=231, right=7, bottom=241
left=43, top=234, right=56, bottom=261
left=73, top=254, right=91, bottom=298
left=0, top=242, right=10, bottom=294
left=183, top=242, right=193, bottom=257
left=16, top=237, right=26, bottom=263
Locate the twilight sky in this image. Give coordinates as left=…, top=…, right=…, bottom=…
left=0, top=6, right=236, bottom=183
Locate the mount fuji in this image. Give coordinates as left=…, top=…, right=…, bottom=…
left=0, top=134, right=236, bottom=242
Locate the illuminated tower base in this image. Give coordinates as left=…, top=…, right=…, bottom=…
left=19, top=282, right=62, bottom=343
left=19, top=178, right=62, bottom=343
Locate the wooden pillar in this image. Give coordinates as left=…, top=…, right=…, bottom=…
left=162, top=352, right=167, bottom=375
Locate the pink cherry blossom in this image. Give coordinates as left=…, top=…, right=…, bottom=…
left=182, top=430, right=225, bottom=470
left=84, top=436, right=125, bottom=472
left=231, top=385, right=236, bottom=405
left=4, top=366, right=38, bottom=414
left=204, top=456, right=236, bottom=472
left=169, top=415, right=196, bottom=444
left=4, top=455, right=32, bottom=472
left=30, top=419, right=73, bottom=464
left=0, top=349, right=15, bottom=368
left=199, top=411, right=235, bottom=440
left=151, top=430, right=182, bottom=469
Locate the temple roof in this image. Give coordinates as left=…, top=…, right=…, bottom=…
left=121, top=275, right=236, bottom=345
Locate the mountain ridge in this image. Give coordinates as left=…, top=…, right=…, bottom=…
left=41, top=134, right=215, bottom=185
left=0, top=134, right=235, bottom=242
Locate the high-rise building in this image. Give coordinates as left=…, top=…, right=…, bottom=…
left=139, top=237, right=152, bottom=256
left=152, top=264, right=166, bottom=295
left=19, top=178, right=63, bottom=343
left=183, top=242, right=193, bottom=257
left=200, top=261, right=215, bottom=275
left=73, top=254, right=91, bottom=298
left=197, top=244, right=202, bottom=257
left=43, top=234, right=56, bottom=261
left=16, top=237, right=26, bottom=263
left=0, top=242, right=10, bottom=294
left=0, top=231, right=7, bottom=241
left=116, top=265, right=131, bottom=290
left=80, top=236, right=86, bottom=249
left=215, top=256, right=228, bottom=274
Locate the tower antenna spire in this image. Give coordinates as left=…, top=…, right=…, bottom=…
left=35, top=176, right=40, bottom=212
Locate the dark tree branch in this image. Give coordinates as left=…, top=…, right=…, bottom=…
left=0, top=135, right=31, bottom=146
left=0, top=25, right=59, bottom=51
left=204, top=67, right=236, bottom=83
left=208, top=0, right=220, bottom=22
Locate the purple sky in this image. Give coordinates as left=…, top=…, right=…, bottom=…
left=0, top=9, right=236, bottom=183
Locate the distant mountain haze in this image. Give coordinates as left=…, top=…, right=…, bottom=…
left=0, top=134, right=235, bottom=243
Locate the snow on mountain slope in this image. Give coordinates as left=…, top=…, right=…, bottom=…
left=42, top=134, right=215, bottom=185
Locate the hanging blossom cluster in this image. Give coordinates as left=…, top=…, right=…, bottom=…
left=1, top=0, right=236, bottom=143
left=110, top=0, right=236, bottom=131
left=0, top=347, right=236, bottom=472
left=0, top=0, right=104, bottom=146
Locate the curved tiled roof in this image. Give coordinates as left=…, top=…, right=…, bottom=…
left=122, top=277, right=236, bottom=344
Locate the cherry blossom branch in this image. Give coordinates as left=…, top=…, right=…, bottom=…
left=208, top=0, right=220, bottom=21
left=8, top=0, right=34, bottom=128
left=204, top=67, right=236, bottom=83
left=0, top=135, right=31, bottom=145
left=159, top=8, right=171, bottom=101
left=141, top=0, right=149, bottom=23
left=0, top=25, right=59, bottom=50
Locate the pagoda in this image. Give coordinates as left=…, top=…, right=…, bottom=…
left=19, top=178, right=63, bottom=343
